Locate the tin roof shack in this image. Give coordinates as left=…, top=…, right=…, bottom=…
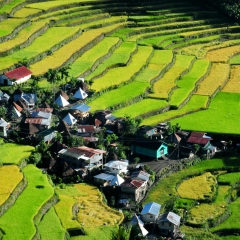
left=14, top=93, right=37, bottom=111
left=77, top=125, right=97, bottom=137
left=94, top=173, right=115, bottom=186
left=131, top=170, right=150, bottom=182
left=36, top=129, right=57, bottom=144
left=0, top=66, right=32, bottom=86
left=103, top=160, right=129, bottom=175
left=131, top=141, right=168, bottom=160
left=141, top=202, right=161, bottom=223
left=157, top=212, right=181, bottom=238
left=137, top=125, right=157, bottom=138
left=58, top=146, right=106, bottom=169
left=120, top=179, right=147, bottom=203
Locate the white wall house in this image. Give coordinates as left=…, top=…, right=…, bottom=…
left=0, top=66, right=32, bottom=86
left=103, top=160, right=128, bottom=175
left=141, top=202, right=161, bottom=223
left=59, top=146, right=106, bottom=169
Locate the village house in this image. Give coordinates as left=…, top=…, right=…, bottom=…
left=140, top=202, right=161, bottom=223
left=131, top=141, right=168, bottom=160
left=58, top=146, right=106, bottom=169
left=94, top=173, right=115, bottom=186
left=77, top=125, right=97, bottom=136
left=54, top=94, right=69, bottom=107
left=73, top=88, right=88, bottom=100
left=70, top=104, right=91, bottom=124
left=0, top=66, right=32, bottom=85
left=36, top=129, right=57, bottom=143
left=0, top=91, right=10, bottom=104
left=14, top=92, right=37, bottom=111
left=103, top=160, right=129, bottom=175
left=63, top=113, right=77, bottom=126
left=157, top=212, right=182, bottom=238
left=136, top=125, right=157, bottom=138
left=131, top=170, right=150, bottom=182
left=120, top=179, right=147, bottom=202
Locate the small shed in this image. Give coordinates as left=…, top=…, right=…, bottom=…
left=141, top=202, right=161, bottom=223
left=157, top=212, right=181, bottom=238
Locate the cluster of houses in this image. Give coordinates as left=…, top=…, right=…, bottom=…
left=131, top=201, right=184, bottom=239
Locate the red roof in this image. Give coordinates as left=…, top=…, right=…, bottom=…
left=190, top=132, right=205, bottom=138
left=25, top=118, right=42, bottom=124
left=67, top=146, right=106, bottom=158
left=13, top=102, right=23, bottom=112
left=77, top=125, right=95, bottom=133
left=32, top=108, right=53, bottom=113
left=187, top=136, right=209, bottom=145
left=5, top=66, right=32, bottom=81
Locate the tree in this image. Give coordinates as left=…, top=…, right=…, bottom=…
left=67, top=135, right=84, bottom=147
left=106, top=133, right=118, bottom=147
left=0, top=106, right=7, bottom=118
left=28, top=152, right=42, bottom=165
left=122, top=116, right=142, bottom=136
left=59, top=65, right=70, bottom=85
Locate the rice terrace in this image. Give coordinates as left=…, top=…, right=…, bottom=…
left=1, top=0, right=240, bottom=239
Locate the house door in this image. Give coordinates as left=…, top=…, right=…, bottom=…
left=4, top=79, right=8, bottom=85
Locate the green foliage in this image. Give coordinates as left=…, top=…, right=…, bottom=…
left=28, top=152, right=42, bottom=165
left=133, top=157, right=140, bottom=164
left=67, top=135, right=83, bottom=147
left=0, top=106, right=7, bottom=118
left=122, top=116, right=142, bottom=136
left=106, top=133, right=118, bottom=147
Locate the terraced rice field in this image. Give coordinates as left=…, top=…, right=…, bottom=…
left=1, top=0, right=240, bottom=134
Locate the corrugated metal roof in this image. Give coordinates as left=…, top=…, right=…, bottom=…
left=71, top=104, right=90, bottom=112
left=141, top=202, right=161, bottom=216
left=77, top=125, right=95, bottom=133
left=32, top=108, right=53, bottom=113
left=187, top=136, right=209, bottom=145
left=131, top=170, right=150, bottom=181
left=5, top=66, right=32, bottom=80
left=14, top=93, right=36, bottom=103
left=94, top=173, right=115, bottom=181
left=25, top=118, right=43, bottom=124
left=191, top=132, right=205, bottom=138
left=31, top=111, right=51, bottom=119
left=104, top=160, right=128, bottom=170
left=158, top=212, right=181, bottom=226
left=110, top=174, right=124, bottom=186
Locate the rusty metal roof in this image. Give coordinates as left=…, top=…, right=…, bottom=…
left=5, top=66, right=32, bottom=80
left=25, top=118, right=42, bottom=124
left=187, top=136, right=209, bottom=145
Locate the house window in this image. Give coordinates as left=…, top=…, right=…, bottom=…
left=150, top=215, right=153, bottom=218
left=169, top=223, right=171, bottom=227
left=161, top=222, right=164, bottom=226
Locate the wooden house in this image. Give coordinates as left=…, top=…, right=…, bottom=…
left=131, top=141, right=168, bottom=159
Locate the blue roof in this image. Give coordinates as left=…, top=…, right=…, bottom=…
left=70, top=104, right=90, bottom=112
left=14, top=93, right=37, bottom=103
left=141, top=202, right=161, bottom=216
left=94, top=173, right=115, bottom=181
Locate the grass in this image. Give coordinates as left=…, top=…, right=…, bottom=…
left=71, top=225, right=118, bottom=240
left=86, top=41, right=137, bottom=81
left=144, top=156, right=240, bottom=207
left=142, top=94, right=208, bottom=126
left=30, top=23, right=127, bottom=76
left=0, top=143, right=34, bottom=164
left=205, top=45, right=240, bottom=63
left=177, top=172, right=217, bottom=201
left=222, top=65, right=240, bottom=93
left=38, top=207, right=66, bottom=240
left=0, top=18, right=27, bottom=38
left=230, top=53, right=240, bottom=64
left=0, top=165, right=23, bottom=206
left=149, top=55, right=195, bottom=99
left=0, top=26, right=80, bottom=71
left=0, top=21, right=47, bottom=54
left=54, top=194, right=81, bottom=230
left=14, top=7, right=41, bottom=18
left=171, top=92, right=240, bottom=134
left=91, top=46, right=153, bottom=92
left=195, top=63, right=230, bottom=96
left=170, top=59, right=210, bottom=107
left=218, top=172, right=240, bottom=186
left=0, top=164, right=54, bottom=240
left=0, top=0, right=25, bottom=14
left=55, top=184, right=123, bottom=229
left=113, top=98, right=169, bottom=118
left=68, top=37, right=120, bottom=78
left=211, top=197, right=240, bottom=232
left=89, top=81, right=149, bottom=112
